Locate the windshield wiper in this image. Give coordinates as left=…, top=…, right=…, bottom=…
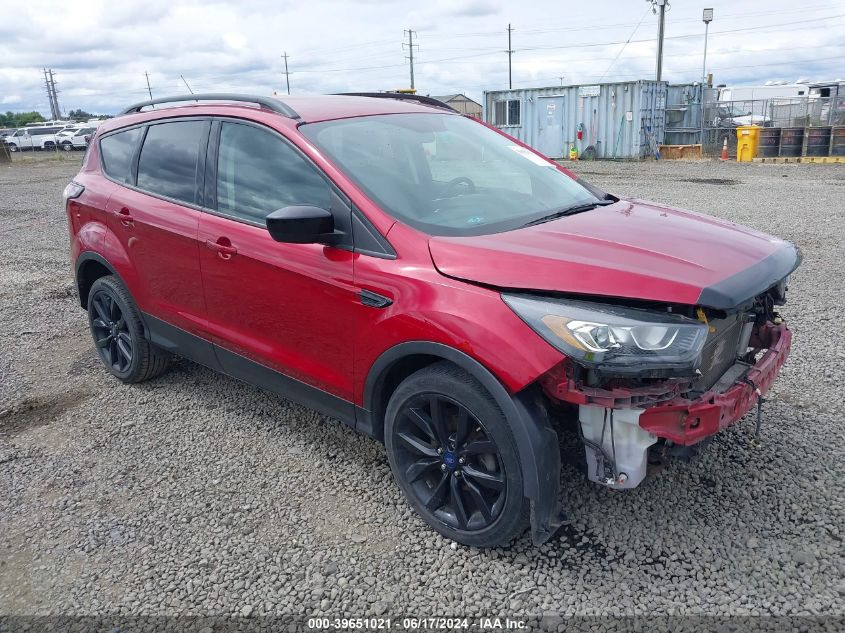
left=520, top=199, right=615, bottom=228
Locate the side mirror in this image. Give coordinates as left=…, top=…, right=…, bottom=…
left=266, top=205, right=335, bottom=244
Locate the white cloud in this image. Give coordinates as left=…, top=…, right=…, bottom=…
left=0, top=0, right=842, bottom=115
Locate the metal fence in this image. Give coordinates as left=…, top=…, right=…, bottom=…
left=702, top=96, right=845, bottom=157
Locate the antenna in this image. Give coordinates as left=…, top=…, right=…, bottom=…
left=180, top=75, right=194, bottom=95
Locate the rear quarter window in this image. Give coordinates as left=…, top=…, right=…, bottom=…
left=100, top=128, right=143, bottom=185
left=136, top=121, right=208, bottom=205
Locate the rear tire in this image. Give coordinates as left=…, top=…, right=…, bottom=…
left=87, top=275, right=170, bottom=383
left=385, top=362, right=529, bottom=548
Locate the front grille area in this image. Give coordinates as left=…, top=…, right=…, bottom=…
left=694, top=314, right=745, bottom=391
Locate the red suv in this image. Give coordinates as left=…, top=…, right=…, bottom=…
left=65, top=93, right=799, bottom=547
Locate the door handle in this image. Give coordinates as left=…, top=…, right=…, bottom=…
left=205, top=238, right=238, bottom=260
left=114, top=207, right=134, bottom=225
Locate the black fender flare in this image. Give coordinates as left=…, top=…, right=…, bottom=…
left=75, top=252, right=119, bottom=307
left=363, top=341, right=563, bottom=544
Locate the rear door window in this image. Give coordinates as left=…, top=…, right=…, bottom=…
left=215, top=121, right=330, bottom=224
left=137, top=120, right=208, bottom=205
left=100, top=127, right=143, bottom=185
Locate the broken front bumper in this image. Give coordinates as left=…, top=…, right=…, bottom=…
left=639, top=323, right=791, bottom=445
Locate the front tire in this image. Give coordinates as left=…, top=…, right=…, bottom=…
left=385, top=362, right=528, bottom=548
left=87, top=275, right=170, bottom=383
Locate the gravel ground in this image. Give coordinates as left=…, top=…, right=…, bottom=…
left=0, top=152, right=843, bottom=624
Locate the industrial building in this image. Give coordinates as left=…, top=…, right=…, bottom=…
left=431, top=93, right=483, bottom=118
left=483, top=80, right=701, bottom=159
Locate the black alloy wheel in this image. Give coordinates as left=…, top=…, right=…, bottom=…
left=86, top=275, right=170, bottom=383
left=384, top=361, right=529, bottom=547
left=386, top=362, right=529, bottom=547
left=90, top=290, right=133, bottom=373
left=393, top=393, right=507, bottom=531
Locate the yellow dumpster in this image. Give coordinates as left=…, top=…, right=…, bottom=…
left=736, top=125, right=761, bottom=162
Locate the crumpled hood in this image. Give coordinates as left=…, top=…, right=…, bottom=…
left=428, top=199, right=800, bottom=310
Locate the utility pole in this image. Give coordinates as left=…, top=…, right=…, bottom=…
left=701, top=8, right=713, bottom=86
left=558, top=76, right=565, bottom=86
left=403, top=30, right=417, bottom=91
left=48, top=69, right=61, bottom=118
left=648, top=0, right=668, bottom=82
left=506, top=24, right=514, bottom=89
left=700, top=8, right=714, bottom=150
left=282, top=52, right=291, bottom=95
left=145, top=72, right=153, bottom=100
left=43, top=68, right=55, bottom=119
left=43, top=68, right=60, bottom=120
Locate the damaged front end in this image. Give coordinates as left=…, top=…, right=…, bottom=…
left=507, top=280, right=794, bottom=491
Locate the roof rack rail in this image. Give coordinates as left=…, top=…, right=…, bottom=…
left=334, top=92, right=459, bottom=113
left=120, top=93, right=300, bottom=119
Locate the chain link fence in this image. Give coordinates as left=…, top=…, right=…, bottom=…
left=702, top=96, right=845, bottom=157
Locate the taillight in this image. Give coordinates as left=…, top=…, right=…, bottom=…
left=63, top=182, right=85, bottom=200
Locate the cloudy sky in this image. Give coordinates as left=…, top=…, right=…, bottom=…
left=2, top=0, right=843, bottom=116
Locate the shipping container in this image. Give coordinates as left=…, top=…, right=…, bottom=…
left=483, top=80, right=671, bottom=159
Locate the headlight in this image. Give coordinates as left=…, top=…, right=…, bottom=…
left=502, top=294, right=709, bottom=374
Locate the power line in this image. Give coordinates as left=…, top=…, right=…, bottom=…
left=600, top=7, right=650, bottom=81
left=518, top=13, right=845, bottom=52
left=414, top=2, right=842, bottom=41
left=288, top=14, right=845, bottom=77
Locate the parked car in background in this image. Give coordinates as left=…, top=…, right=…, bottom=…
left=56, top=126, right=98, bottom=151
left=65, top=93, right=799, bottom=548
left=4, top=125, right=65, bottom=151
left=714, top=104, right=771, bottom=127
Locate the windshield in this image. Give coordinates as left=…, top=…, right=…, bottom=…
left=301, top=113, right=599, bottom=236
left=720, top=105, right=749, bottom=117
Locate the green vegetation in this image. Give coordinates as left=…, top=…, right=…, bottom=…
left=0, top=110, right=111, bottom=128
left=0, top=111, right=45, bottom=128
left=67, top=108, right=111, bottom=121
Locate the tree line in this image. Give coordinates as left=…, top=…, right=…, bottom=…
left=0, top=109, right=111, bottom=128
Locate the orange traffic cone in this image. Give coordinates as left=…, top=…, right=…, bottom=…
left=720, top=137, right=728, bottom=161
